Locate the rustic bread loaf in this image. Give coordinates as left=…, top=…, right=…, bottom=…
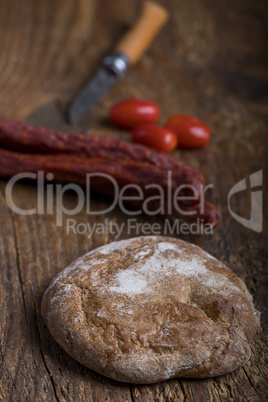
left=41, top=236, right=260, bottom=384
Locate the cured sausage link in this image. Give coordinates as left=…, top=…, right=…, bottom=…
left=0, top=148, right=219, bottom=227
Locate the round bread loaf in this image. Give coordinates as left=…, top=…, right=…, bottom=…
left=41, top=236, right=259, bottom=383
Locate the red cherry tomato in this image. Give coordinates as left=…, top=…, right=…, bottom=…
left=110, top=99, right=160, bottom=129
left=132, top=124, right=178, bottom=153
left=165, top=115, right=211, bottom=148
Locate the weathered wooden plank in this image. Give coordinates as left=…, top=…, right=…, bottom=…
left=0, top=183, right=134, bottom=401
left=0, top=185, right=57, bottom=401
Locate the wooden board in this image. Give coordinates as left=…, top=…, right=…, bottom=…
left=0, top=0, right=267, bottom=400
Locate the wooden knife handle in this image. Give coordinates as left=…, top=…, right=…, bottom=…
left=115, top=1, right=169, bottom=65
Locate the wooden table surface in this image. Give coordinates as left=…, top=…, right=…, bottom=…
left=0, top=0, right=267, bottom=401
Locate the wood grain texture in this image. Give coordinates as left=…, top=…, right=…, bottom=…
left=0, top=0, right=267, bottom=401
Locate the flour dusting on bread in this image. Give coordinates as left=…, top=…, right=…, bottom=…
left=110, top=270, right=148, bottom=296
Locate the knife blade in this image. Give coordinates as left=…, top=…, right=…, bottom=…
left=69, top=53, right=129, bottom=125
left=68, top=1, right=169, bottom=125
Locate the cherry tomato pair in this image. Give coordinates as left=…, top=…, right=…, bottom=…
left=110, top=99, right=211, bottom=153
left=110, top=99, right=176, bottom=153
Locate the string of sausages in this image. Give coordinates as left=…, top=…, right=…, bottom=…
left=0, top=119, right=220, bottom=227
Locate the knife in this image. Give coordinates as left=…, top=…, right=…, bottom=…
left=69, top=1, right=169, bottom=125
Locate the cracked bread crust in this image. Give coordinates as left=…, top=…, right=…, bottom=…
left=41, top=236, right=260, bottom=384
